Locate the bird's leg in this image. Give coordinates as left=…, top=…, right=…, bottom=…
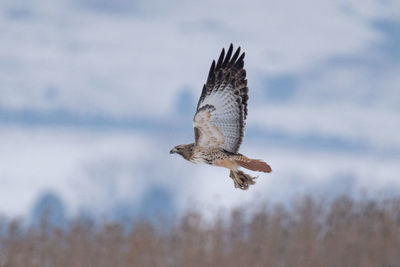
left=229, top=170, right=257, bottom=190
left=229, top=170, right=240, bottom=188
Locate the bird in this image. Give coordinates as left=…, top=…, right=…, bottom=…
left=170, top=44, right=272, bottom=190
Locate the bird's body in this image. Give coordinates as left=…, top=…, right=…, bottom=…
left=174, top=144, right=235, bottom=165
left=170, top=44, right=272, bottom=190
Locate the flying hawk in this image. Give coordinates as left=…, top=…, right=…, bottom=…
left=170, top=44, right=272, bottom=190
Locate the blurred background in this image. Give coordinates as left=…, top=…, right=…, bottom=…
left=0, top=0, right=399, bottom=224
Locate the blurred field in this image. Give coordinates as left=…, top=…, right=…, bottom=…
left=1, top=195, right=400, bottom=267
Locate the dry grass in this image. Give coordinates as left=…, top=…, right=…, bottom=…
left=1, top=195, right=400, bottom=267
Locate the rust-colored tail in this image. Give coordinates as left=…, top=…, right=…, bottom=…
left=235, top=158, right=272, bottom=173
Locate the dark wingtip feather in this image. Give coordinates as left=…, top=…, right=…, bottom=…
left=230, top=46, right=241, bottom=64
left=239, top=52, right=245, bottom=61
left=222, top=44, right=234, bottom=67
left=207, top=60, right=216, bottom=83
left=234, top=52, right=245, bottom=69
left=216, top=48, right=225, bottom=70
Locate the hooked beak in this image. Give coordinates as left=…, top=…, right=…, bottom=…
left=170, top=148, right=177, bottom=154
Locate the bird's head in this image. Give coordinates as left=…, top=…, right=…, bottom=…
left=169, top=144, right=194, bottom=160
left=169, top=145, right=183, bottom=155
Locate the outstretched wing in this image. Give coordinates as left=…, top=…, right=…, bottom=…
left=193, top=44, right=249, bottom=153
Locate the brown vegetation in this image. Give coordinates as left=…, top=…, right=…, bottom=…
left=1, top=195, right=400, bottom=267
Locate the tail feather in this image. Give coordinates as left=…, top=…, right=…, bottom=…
left=235, top=158, right=272, bottom=173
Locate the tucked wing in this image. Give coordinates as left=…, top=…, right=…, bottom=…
left=193, top=44, right=249, bottom=153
